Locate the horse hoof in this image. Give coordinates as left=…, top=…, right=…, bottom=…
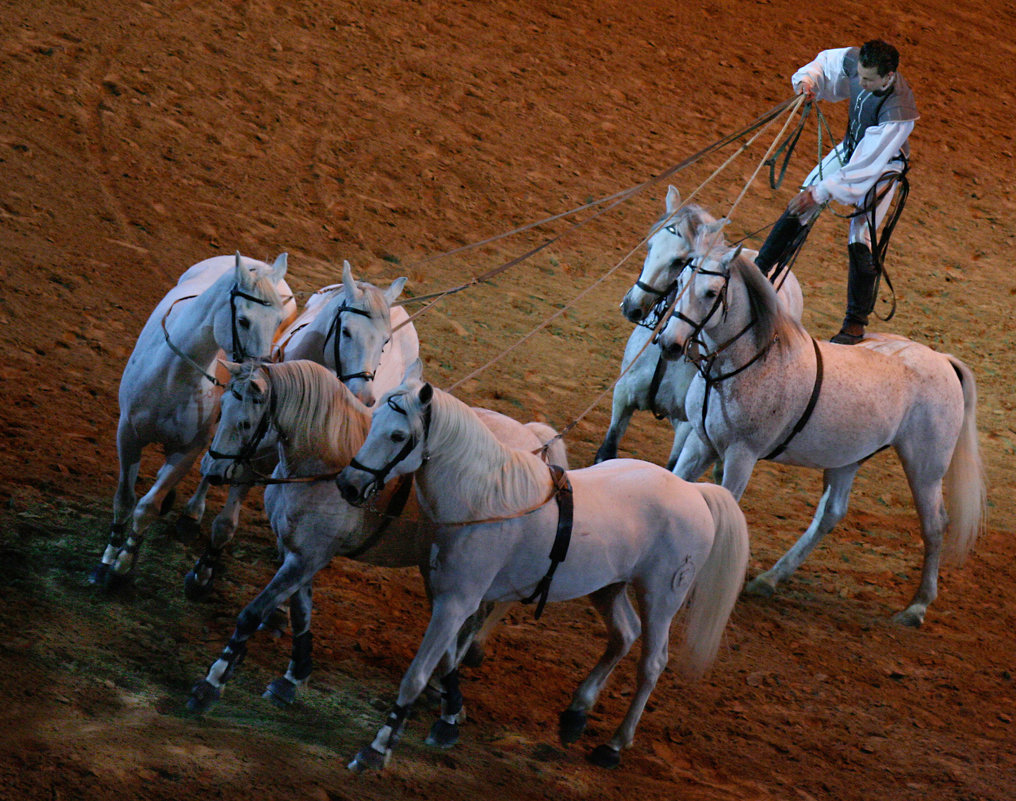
left=892, top=608, right=925, bottom=628
left=425, top=719, right=459, bottom=749
left=587, top=744, right=621, bottom=769
left=559, top=708, right=588, bottom=745
left=263, top=677, right=297, bottom=707
left=743, top=575, right=776, bottom=598
left=174, top=514, right=202, bottom=545
left=183, top=569, right=214, bottom=602
left=88, top=562, right=110, bottom=587
left=460, top=641, right=486, bottom=669
left=186, top=679, right=221, bottom=714
left=347, top=745, right=389, bottom=773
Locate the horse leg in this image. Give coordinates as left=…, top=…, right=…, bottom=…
left=187, top=552, right=310, bottom=714
left=593, top=386, right=636, bottom=464
left=893, top=470, right=948, bottom=627
left=559, top=583, right=640, bottom=748
left=264, top=581, right=314, bottom=706
left=457, top=600, right=513, bottom=669
left=745, top=464, right=859, bottom=597
left=348, top=592, right=477, bottom=772
left=671, top=430, right=718, bottom=482
left=664, top=420, right=692, bottom=472
left=589, top=584, right=678, bottom=769
left=91, top=422, right=142, bottom=587
left=184, top=482, right=252, bottom=601
left=175, top=475, right=211, bottom=545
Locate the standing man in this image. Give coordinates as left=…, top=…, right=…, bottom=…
left=755, top=40, right=919, bottom=344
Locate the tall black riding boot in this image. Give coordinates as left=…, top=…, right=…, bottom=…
left=831, top=242, right=879, bottom=344
left=755, top=210, right=805, bottom=277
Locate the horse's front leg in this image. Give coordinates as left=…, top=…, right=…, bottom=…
left=184, top=482, right=253, bottom=601
left=175, top=474, right=211, bottom=545
left=745, top=463, right=859, bottom=598
left=348, top=593, right=476, bottom=773
left=593, top=382, right=636, bottom=464
left=893, top=476, right=947, bottom=627
left=671, top=429, right=717, bottom=482
left=264, top=581, right=314, bottom=706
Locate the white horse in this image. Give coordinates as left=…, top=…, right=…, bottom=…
left=596, top=187, right=804, bottom=469
left=190, top=359, right=568, bottom=715
left=657, top=241, right=985, bottom=626
left=335, top=377, right=749, bottom=772
left=184, top=262, right=416, bottom=600
left=90, top=253, right=296, bottom=589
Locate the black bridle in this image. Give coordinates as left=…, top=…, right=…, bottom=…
left=206, top=370, right=279, bottom=477
left=322, top=302, right=384, bottom=384
left=346, top=394, right=433, bottom=501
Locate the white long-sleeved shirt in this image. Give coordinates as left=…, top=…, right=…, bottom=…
left=792, top=47, right=915, bottom=208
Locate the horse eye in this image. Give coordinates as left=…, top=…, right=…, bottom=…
left=341, top=327, right=352, bottom=339
left=665, top=225, right=677, bottom=235
left=704, top=289, right=718, bottom=300
left=238, top=317, right=251, bottom=330
left=390, top=431, right=407, bottom=443
left=238, top=420, right=252, bottom=431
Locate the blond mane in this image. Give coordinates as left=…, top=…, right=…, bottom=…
left=258, top=360, right=372, bottom=467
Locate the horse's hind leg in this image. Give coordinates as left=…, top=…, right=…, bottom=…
left=175, top=475, right=211, bottom=545
left=91, top=421, right=142, bottom=587
left=457, top=600, right=513, bottom=668
left=894, top=471, right=948, bottom=627
left=589, top=584, right=679, bottom=769
left=559, top=583, right=640, bottom=748
left=264, top=582, right=314, bottom=707
left=745, top=463, right=859, bottom=597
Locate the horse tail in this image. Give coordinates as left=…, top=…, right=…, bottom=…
left=525, top=422, right=570, bottom=470
left=942, top=356, right=986, bottom=564
left=679, top=482, right=750, bottom=678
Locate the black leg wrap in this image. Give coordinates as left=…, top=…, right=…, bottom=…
left=290, top=631, right=313, bottom=682
left=756, top=211, right=805, bottom=277
left=439, top=669, right=463, bottom=718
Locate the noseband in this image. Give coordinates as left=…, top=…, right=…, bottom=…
left=347, top=394, right=433, bottom=500
left=323, top=301, right=384, bottom=384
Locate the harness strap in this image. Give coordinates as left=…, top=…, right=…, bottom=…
left=522, top=465, right=574, bottom=620
left=647, top=352, right=670, bottom=420
left=763, top=337, right=824, bottom=460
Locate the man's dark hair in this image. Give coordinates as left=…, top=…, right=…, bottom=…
left=859, top=40, right=899, bottom=76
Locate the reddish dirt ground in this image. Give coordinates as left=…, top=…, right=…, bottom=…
left=1, top=1, right=1014, bottom=799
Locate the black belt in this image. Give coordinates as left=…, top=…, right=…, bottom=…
left=522, top=465, right=574, bottom=620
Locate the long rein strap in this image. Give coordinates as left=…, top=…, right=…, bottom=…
left=160, top=295, right=225, bottom=388
left=762, top=337, right=824, bottom=461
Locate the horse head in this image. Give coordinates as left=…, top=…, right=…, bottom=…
left=337, top=362, right=431, bottom=505
left=621, top=186, right=716, bottom=323
left=325, top=260, right=408, bottom=408
left=213, top=252, right=289, bottom=363
left=202, top=360, right=277, bottom=486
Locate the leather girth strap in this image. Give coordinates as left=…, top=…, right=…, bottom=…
left=522, top=464, right=574, bottom=620
left=763, top=337, right=824, bottom=461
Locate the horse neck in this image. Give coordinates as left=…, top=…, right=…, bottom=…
left=417, top=390, right=550, bottom=524
left=160, top=273, right=232, bottom=364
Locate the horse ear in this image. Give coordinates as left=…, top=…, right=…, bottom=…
left=384, top=276, right=408, bottom=305
left=234, top=252, right=255, bottom=288
left=402, top=358, right=424, bottom=383
left=727, top=244, right=744, bottom=265
left=418, top=382, right=433, bottom=406
left=270, top=252, right=288, bottom=280
left=341, top=260, right=361, bottom=301
left=665, top=185, right=681, bottom=214
left=219, top=358, right=245, bottom=377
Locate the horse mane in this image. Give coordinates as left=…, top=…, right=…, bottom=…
left=261, top=360, right=372, bottom=467
left=654, top=202, right=716, bottom=244
left=400, top=385, right=551, bottom=518
left=248, top=265, right=285, bottom=310
left=729, top=253, right=802, bottom=352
